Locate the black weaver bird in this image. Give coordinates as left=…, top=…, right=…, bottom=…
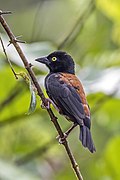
left=35, top=51, right=96, bottom=153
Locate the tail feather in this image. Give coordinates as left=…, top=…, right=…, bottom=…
left=80, top=126, right=96, bottom=153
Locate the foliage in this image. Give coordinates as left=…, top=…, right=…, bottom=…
left=0, top=0, right=120, bottom=179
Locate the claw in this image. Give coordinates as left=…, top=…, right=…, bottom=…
left=56, top=133, right=68, bottom=144
left=41, top=98, right=51, bottom=110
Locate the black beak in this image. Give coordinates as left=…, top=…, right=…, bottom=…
left=35, top=56, right=49, bottom=65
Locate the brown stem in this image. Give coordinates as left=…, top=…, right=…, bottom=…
left=0, top=10, right=12, bottom=15
left=0, top=11, right=83, bottom=180
left=0, top=35, right=18, bottom=79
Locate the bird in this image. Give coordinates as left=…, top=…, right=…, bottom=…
left=35, top=51, right=96, bottom=153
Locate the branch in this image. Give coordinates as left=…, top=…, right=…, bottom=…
left=0, top=11, right=83, bottom=180
left=0, top=10, right=12, bottom=15
left=0, top=35, right=18, bottom=79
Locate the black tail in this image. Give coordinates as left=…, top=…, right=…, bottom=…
left=80, top=126, right=96, bottom=153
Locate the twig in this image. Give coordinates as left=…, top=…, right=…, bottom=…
left=0, top=11, right=83, bottom=180
left=0, top=10, right=12, bottom=15
left=0, top=35, right=18, bottom=79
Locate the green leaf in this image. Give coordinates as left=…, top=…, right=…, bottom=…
left=27, top=79, right=37, bottom=115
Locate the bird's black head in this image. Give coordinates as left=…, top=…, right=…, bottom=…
left=35, top=51, right=75, bottom=74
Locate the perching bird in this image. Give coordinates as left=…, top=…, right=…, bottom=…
left=35, top=51, right=96, bottom=153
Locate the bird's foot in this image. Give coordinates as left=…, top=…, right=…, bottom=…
left=56, top=123, right=78, bottom=144
left=41, top=98, right=60, bottom=111
left=56, top=133, right=68, bottom=144
left=41, top=98, right=51, bottom=110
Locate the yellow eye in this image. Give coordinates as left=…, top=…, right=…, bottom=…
left=52, top=57, right=57, bottom=61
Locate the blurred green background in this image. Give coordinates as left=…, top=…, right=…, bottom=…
left=0, top=0, right=120, bottom=179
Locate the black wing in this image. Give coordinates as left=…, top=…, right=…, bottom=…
left=45, top=74, right=85, bottom=126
